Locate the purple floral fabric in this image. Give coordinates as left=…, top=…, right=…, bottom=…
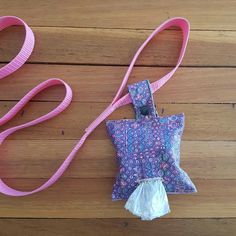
left=106, top=80, right=197, bottom=200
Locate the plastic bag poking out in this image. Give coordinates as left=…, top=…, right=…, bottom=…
left=125, top=178, right=170, bottom=220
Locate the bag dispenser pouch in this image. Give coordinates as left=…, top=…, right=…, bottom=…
left=106, top=80, right=196, bottom=220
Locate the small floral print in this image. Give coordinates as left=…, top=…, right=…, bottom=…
left=106, top=80, right=196, bottom=200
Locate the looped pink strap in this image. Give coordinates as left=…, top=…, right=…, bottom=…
left=0, top=16, right=34, bottom=79
left=0, top=16, right=190, bottom=196
left=0, top=16, right=73, bottom=196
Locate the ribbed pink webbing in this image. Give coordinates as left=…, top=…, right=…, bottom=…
left=0, top=16, right=190, bottom=196
left=0, top=16, right=73, bottom=196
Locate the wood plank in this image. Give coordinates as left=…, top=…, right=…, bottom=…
left=0, top=27, right=235, bottom=66
left=0, top=65, right=235, bottom=104
left=0, top=0, right=235, bottom=30
left=0, top=179, right=234, bottom=218
left=0, top=0, right=234, bottom=228
left=0, top=140, right=235, bottom=180
left=0, top=102, right=235, bottom=141
left=0, top=218, right=235, bottom=236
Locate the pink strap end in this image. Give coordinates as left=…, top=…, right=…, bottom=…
left=111, top=17, right=190, bottom=108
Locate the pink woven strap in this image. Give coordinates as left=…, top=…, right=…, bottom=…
left=0, top=16, right=190, bottom=196
left=0, top=16, right=73, bottom=196
left=85, top=17, right=190, bottom=131
left=0, top=16, right=34, bottom=79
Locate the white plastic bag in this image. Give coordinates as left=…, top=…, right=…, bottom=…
left=125, top=178, right=170, bottom=220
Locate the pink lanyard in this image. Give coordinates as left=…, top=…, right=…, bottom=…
left=0, top=16, right=190, bottom=196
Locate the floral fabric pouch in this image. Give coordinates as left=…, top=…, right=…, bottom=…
left=106, top=80, right=197, bottom=220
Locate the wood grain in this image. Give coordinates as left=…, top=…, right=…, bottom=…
left=0, top=218, right=235, bottom=236
left=0, top=1, right=235, bottom=233
left=0, top=0, right=235, bottom=30
left=0, top=27, right=235, bottom=66
left=0, top=65, right=235, bottom=104
left=0, top=102, right=235, bottom=141
left=0, top=140, right=235, bottom=179
left=0, top=179, right=235, bottom=218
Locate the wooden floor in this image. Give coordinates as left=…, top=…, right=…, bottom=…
left=0, top=1, right=236, bottom=235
